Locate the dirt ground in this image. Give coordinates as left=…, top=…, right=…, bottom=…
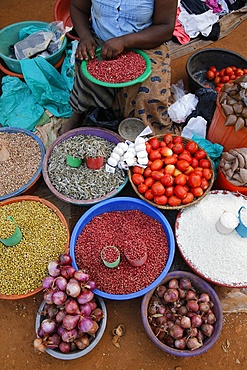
left=1, top=2, right=247, bottom=370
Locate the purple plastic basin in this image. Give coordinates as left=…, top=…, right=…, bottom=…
left=42, top=127, right=128, bottom=205
left=141, top=270, right=223, bottom=357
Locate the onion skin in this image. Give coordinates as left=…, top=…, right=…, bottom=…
left=179, top=277, right=192, bottom=290
left=66, top=279, right=81, bottom=298
left=147, top=276, right=217, bottom=351
left=48, top=260, right=61, bottom=277
left=91, top=308, right=104, bottom=322
left=46, top=333, right=61, bottom=349
left=77, top=289, right=94, bottom=305
left=61, top=329, right=78, bottom=343
left=58, top=253, right=72, bottom=266
left=42, top=276, right=55, bottom=290
left=156, top=285, right=166, bottom=298
left=59, top=341, right=71, bottom=353
left=65, top=299, right=80, bottom=315
left=74, top=270, right=89, bottom=282
left=168, top=279, right=179, bottom=289
left=60, top=265, right=76, bottom=279
left=40, top=319, right=56, bottom=336
left=62, top=314, right=80, bottom=330
left=55, top=276, right=67, bottom=291
left=175, top=337, right=187, bottom=350
left=169, top=324, right=184, bottom=340
left=187, top=337, right=203, bottom=350
left=164, top=288, right=179, bottom=303
left=35, top=254, right=104, bottom=356
left=52, top=291, right=67, bottom=306
left=33, top=338, right=47, bottom=353
left=74, top=335, right=90, bottom=350
left=201, top=323, right=214, bottom=337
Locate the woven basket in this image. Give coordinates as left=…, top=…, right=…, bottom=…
left=128, top=135, right=215, bottom=211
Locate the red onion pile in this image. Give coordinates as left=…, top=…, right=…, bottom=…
left=148, top=277, right=217, bottom=351
left=33, top=253, right=104, bottom=354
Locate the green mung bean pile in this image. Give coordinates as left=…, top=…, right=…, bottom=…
left=0, top=200, right=68, bottom=296
left=0, top=217, right=16, bottom=239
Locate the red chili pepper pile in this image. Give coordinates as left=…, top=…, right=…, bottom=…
left=75, top=210, right=169, bottom=295
left=87, top=50, right=146, bottom=83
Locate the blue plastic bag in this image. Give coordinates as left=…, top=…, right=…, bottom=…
left=0, top=76, right=45, bottom=130
left=60, top=40, right=78, bottom=91
left=20, top=57, right=72, bottom=118
left=192, top=133, right=224, bottom=175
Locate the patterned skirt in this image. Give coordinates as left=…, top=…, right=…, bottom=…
left=69, top=43, right=174, bottom=135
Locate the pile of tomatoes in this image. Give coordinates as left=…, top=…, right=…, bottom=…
left=206, top=65, right=247, bottom=92
left=131, top=134, right=213, bottom=207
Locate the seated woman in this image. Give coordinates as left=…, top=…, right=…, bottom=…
left=60, top=0, right=178, bottom=135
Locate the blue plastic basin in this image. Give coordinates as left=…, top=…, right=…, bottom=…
left=70, top=197, right=175, bottom=300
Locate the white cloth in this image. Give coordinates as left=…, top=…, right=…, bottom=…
left=178, top=5, right=219, bottom=38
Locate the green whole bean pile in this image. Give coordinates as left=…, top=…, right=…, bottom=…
left=0, top=200, right=68, bottom=296
left=0, top=217, right=16, bottom=239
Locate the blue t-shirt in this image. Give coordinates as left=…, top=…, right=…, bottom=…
left=91, top=0, right=154, bottom=41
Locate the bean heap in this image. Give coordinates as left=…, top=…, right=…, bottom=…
left=0, top=217, right=16, bottom=239
left=0, top=200, right=68, bottom=296
left=87, top=50, right=146, bottom=83
left=0, top=132, right=41, bottom=197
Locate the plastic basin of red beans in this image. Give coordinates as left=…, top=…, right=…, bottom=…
left=69, top=197, right=175, bottom=300
left=141, top=271, right=223, bottom=357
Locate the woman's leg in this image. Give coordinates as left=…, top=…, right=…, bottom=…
left=59, top=63, right=115, bottom=134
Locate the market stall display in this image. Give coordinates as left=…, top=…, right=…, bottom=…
left=0, top=196, right=70, bottom=299
left=186, top=48, right=247, bottom=92
left=81, top=48, right=152, bottom=88
left=141, top=271, right=223, bottom=357
left=34, top=254, right=107, bottom=360
left=70, top=197, right=175, bottom=300
left=42, top=127, right=128, bottom=206
left=175, top=190, right=247, bottom=287
left=0, top=127, right=45, bottom=201
left=128, top=134, right=214, bottom=210
left=207, top=77, right=247, bottom=151
left=214, top=148, right=247, bottom=195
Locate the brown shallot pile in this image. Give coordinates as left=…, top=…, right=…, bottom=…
left=220, top=148, right=247, bottom=186
left=148, top=277, right=217, bottom=351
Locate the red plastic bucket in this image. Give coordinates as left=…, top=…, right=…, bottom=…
left=207, top=94, right=247, bottom=151
left=214, top=167, right=247, bottom=196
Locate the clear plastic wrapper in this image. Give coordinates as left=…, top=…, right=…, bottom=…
left=13, top=21, right=67, bottom=60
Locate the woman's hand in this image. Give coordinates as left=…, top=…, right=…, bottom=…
left=100, top=37, right=126, bottom=59
left=76, top=38, right=97, bottom=61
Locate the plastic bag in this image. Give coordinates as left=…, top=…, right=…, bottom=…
left=84, top=107, right=121, bottom=133
left=191, top=133, right=224, bottom=174
left=0, top=76, right=45, bottom=130
left=20, top=57, right=72, bottom=118
left=214, top=286, right=247, bottom=313
left=61, top=42, right=77, bottom=91
left=185, top=87, right=217, bottom=126
left=168, top=93, right=199, bottom=123
left=15, top=21, right=67, bottom=60
left=14, top=31, right=54, bottom=60
left=170, top=79, right=186, bottom=102
left=181, top=116, right=207, bottom=139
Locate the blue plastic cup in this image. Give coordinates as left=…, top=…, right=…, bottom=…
left=235, top=206, right=247, bottom=238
